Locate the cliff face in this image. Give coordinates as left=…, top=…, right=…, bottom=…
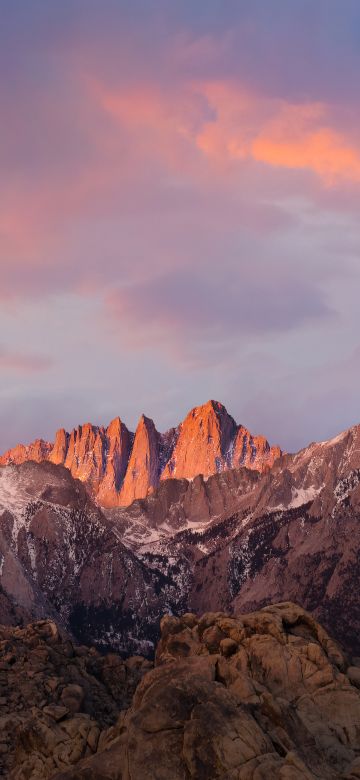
left=161, top=400, right=236, bottom=480
left=118, top=415, right=160, bottom=506
left=162, top=401, right=281, bottom=480
left=0, top=401, right=281, bottom=507
left=232, top=426, right=282, bottom=471
left=96, top=418, right=132, bottom=507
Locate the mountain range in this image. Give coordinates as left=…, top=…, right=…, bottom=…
left=0, top=401, right=281, bottom=506
left=1, top=403, right=360, bottom=662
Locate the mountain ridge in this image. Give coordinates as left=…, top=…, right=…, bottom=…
left=1, top=419, right=360, bottom=659
left=0, top=400, right=281, bottom=507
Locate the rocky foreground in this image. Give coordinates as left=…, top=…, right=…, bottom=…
left=2, top=603, right=360, bottom=779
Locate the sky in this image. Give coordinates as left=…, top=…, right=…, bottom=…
left=1, top=0, right=360, bottom=453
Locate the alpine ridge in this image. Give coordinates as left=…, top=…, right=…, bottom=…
left=2, top=420, right=360, bottom=659
left=0, top=401, right=281, bottom=507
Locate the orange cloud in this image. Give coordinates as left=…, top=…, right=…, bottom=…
left=95, top=76, right=360, bottom=185
left=251, top=101, right=360, bottom=183
left=252, top=129, right=360, bottom=183
left=2, top=74, right=360, bottom=296
left=192, top=82, right=360, bottom=184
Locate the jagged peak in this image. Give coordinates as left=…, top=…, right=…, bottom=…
left=54, top=427, right=67, bottom=437
left=0, top=401, right=282, bottom=506
left=187, top=399, right=229, bottom=418
left=106, top=416, right=129, bottom=436
left=136, top=413, right=157, bottom=431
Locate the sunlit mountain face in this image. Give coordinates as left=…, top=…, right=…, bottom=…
left=0, top=401, right=281, bottom=506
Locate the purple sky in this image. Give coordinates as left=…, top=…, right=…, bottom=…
left=1, top=1, right=360, bottom=452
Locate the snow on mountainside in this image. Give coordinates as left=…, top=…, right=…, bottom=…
left=103, top=467, right=261, bottom=553
left=1, top=422, right=360, bottom=657
left=0, top=462, right=189, bottom=655
left=0, top=400, right=281, bottom=507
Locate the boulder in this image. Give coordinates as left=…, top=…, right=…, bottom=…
left=52, top=603, right=360, bottom=779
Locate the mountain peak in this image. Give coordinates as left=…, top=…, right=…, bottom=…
left=138, top=413, right=156, bottom=429
left=189, top=399, right=228, bottom=417
left=162, top=399, right=237, bottom=480
left=118, top=413, right=160, bottom=505
left=0, top=402, right=281, bottom=506
left=106, top=416, right=123, bottom=435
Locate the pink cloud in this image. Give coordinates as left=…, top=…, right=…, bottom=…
left=252, top=104, right=360, bottom=184
left=2, top=67, right=360, bottom=308
left=93, top=76, right=360, bottom=186
left=193, top=82, right=360, bottom=184
left=0, top=347, right=52, bottom=373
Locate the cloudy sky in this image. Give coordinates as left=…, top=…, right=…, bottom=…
left=1, top=0, right=360, bottom=452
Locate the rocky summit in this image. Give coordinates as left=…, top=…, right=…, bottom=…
left=2, top=604, right=360, bottom=779
left=0, top=401, right=281, bottom=507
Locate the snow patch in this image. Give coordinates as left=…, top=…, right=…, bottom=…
left=289, top=486, right=321, bottom=508
left=319, top=430, right=348, bottom=447
left=27, top=538, right=37, bottom=579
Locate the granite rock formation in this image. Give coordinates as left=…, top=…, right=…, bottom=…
left=0, top=401, right=281, bottom=507
left=0, top=619, right=151, bottom=779
left=4, top=604, right=360, bottom=779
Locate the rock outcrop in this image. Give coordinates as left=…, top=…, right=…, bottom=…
left=161, top=399, right=237, bottom=479
left=118, top=415, right=160, bottom=506
left=0, top=440, right=53, bottom=467
left=96, top=418, right=132, bottom=507
left=0, top=619, right=151, bottom=779
left=162, top=400, right=280, bottom=480
left=0, top=401, right=281, bottom=507
left=9, top=603, right=358, bottom=780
